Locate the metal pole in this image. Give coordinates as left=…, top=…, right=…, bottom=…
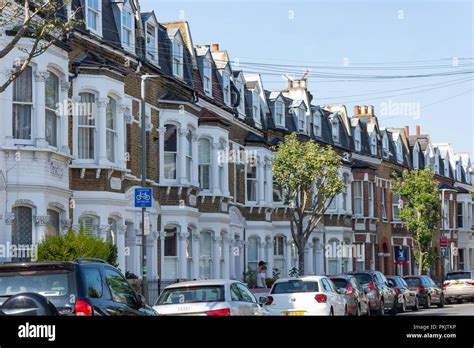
left=140, top=77, right=148, bottom=300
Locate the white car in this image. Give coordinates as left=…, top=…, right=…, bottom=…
left=153, top=279, right=268, bottom=316
left=443, top=271, right=474, bottom=303
left=263, top=276, right=347, bottom=316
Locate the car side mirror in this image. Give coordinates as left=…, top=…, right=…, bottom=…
left=258, top=296, right=268, bottom=306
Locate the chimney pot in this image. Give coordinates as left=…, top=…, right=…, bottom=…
left=211, top=43, right=219, bottom=52
left=361, top=105, right=367, bottom=114
left=354, top=105, right=360, bottom=115
left=416, top=125, right=421, bottom=136
left=405, top=126, right=410, bottom=137
left=367, top=105, right=374, bottom=115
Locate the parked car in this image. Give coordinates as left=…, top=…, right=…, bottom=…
left=404, top=275, right=444, bottom=309
left=386, top=275, right=418, bottom=312
left=153, top=279, right=268, bottom=316
left=0, top=258, right=157, bottom=316
left=330, top=275, right=370, bottom=316
left=350, top=271, right=397, bottom=315
left=263, top=276, right=346, bottom=316
left=443, top=271, right=474, bottom=303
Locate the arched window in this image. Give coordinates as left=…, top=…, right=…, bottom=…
left=247, top=237, right=258, bottom=272
left=106, top=97, right=117, bottom=163
left=46, top=209, right=60, bottom=236
left=79, top=215, right=98, bottom=236
left=198, top=138, right=211, bottom=190
left=199, top=231, right=212, bottom=279
left=246, top=162, right=257, bottom=202
left=273, top=236, right=285, bottom=275
left=186, top=130, right=193, bottom=182
left=12, top=206, right=33, bottom=261
left=45, top=71, right=59, bottom=147
left=78, top=92, right=96, bottom=159
left=164, top=124, right=177, bottom=180
left=164, top=226, right=177, bottom=257
left=12, top=66, right=33, bottom=141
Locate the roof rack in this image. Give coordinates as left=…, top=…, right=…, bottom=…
left=74, top=258, right=108, bottom=264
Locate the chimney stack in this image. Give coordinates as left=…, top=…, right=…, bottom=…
left=405, top=126, right=410, bottom=137
left=211, top=43, right=220, bottom=52
left=416, top=125, right=421, bottom=136
left=367, top=105, right=374, bottom=115
left=354, top=105, right=360, bottom=115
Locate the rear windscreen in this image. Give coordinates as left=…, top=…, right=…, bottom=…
left=404, top=278, right=420, bottom=287
left=0, top=270, right=73, bottom=297
left=156, top=285, right=225, bottom=305
left=271, top=281, right=319, bottom=294
left=353, top=273, right=372, bottom=285
left=446, top=272, right=471, bottom=280
left=330, top=278, right=348, bottom=289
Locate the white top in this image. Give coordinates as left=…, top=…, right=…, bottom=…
left=256, top=272, right=266, bottom=287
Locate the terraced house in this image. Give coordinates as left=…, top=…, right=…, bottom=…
left=0, top=0, right=472, bottom=287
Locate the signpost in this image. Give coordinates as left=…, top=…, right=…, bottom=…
left=134, top=188, right=152, bottom=208
left=439, top=236, right=448, bottom=248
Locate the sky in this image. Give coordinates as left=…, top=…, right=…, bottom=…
left=141, top=0, right=474, bottom=156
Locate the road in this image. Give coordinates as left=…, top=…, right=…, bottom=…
left=398, top=302, right=474, bottom=316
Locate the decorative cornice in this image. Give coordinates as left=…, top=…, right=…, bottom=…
left=35, top=215, right=50, bottom=226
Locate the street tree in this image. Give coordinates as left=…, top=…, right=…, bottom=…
left=272, top=132, right=344, bottom=275
left=391, top=168, right=441, bottom=275
left=0, top=0, right=78, bottom=93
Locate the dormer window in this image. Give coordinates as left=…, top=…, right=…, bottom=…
left=382, top=135, right=389, bottom=158
left=297, top=106, right=306, bottom=132
left=396, top=139, right=403, bottom=163
left=203, top=58, right=212, bottom=96
left=434, top=154, right=440, bottom=174
left=172, top=35, right=183, bottom=79
left=86, top=0, right=102, bottom=36
left=413, top=144, right=419, bottom=169
left=234, top=78, right=244, bottom=115
left=456, top=164, right=462, bottom=181
left=313, top=113, right=321, bottom=137
left=274, top=100, right=285, bottom=127
left=444, top=159, right=449, bottom=177
left=146, top=23, right=158, bottom=63
left=223, top=70, right=231, bottom=106
left=332, top=118, right=339, bottom=143
left=253, top=90, right=260, bottom=125
left=121, top=7, right=134, bottom=51
left=354, top=127, right=361, bottom=151
left=370, top=132, right=377, bottom=155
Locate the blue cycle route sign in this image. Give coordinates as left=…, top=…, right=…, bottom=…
left=134, top=188, right=152, bottom=208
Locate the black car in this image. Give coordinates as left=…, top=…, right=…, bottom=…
left=350, top=271, right=397, bottom=315
left=0, top=258, right=157, bottom=316
left=404, top=275, right=444, bottom=309
left=386, top=275, right=418, bottom=312
left=330, top=275, right=370, bottom=316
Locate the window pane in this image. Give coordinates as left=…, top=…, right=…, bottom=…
left=248, top=238, right=258, bottom=261
left=78, top=127, right=95, bottom=159
left=198, top=139, right=211, bottom=163
left=13, top=105, right=31, bottom=139
left=46, top=110, right=57, bottom=147
left=164, top=153, right=177, bottom=179
left=79, top=93, right=95, bottom=125
left=45, top=72, right=59, bottom=110
left=13, top=66, right=32, bottom=102
left=46, top=209, right=60, bottom=236
left=164, top=125, right=177, bottom=152
left=199, top=165, right=210, bottom=189
left=104, top=269, right=136, bottom=305
left=83, top=268, right=103, bottom=298
left=164, top=227, right=177, bottom=256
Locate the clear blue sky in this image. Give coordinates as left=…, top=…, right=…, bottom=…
left=141, top=0, right=474, bottom=155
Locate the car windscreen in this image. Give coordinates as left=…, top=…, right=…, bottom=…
left=353, top=273, right=372, bottom=285
left=0, top=270, right=73, bottom=297
left=271, top=280, right=319, bottom=294
left=404, top=278, right=420, bottom=287
left=446, top=272, right=471, bottom=280
left=330, top=278, right=348, bottom=289
left=156, top=285, right=225, bottom=305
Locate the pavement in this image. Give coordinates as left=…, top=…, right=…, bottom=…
left=398, top=302, right=474, bottom=316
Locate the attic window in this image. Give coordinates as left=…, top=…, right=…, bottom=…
left=370, top=132, right=377, bottom=155
left=274, top=100, right=284, bottom=127
left=382, top=135, right=389, bottom=158
left=297, top=106, right=305, bottom=132
left=354, top=127, right=361, bottom=152
left=146, top=23, right=158, bottom=63
left=332, top=118, right=339, bottom=143
left=313, top=113, right=321, bottom=137
left=444, top=159, right=449, bottom=177
left=203, top=58, right=212, bottom=96
left=413, top=145, right=419, bottom=169
left=122, top=8, right=134, bottom=50
left=396, top=139, right=403, bottom=163
left=172, top=35, right=183, bottom=79
left=223, top=70, right=231, bottom=106
left=252, top=90, right=260, bottom=125
left=86, top=0, right=102, bottom=35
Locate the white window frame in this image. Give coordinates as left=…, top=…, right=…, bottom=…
left=246, top=162, right=258, bottom=203
left=77, top=92, right=97, bottom=162
left=45, top=70, right=60, bottom=148
left=413, top=144, right=419, bottom=169
left=332, top=118, right=339, bottom=143
left=185, top=130, right=193, bottom=183
left=396, top=139, right=403, bottom=163
left=223, top=69, right=231, bottom=106
left=354, top=127, right=361, bottom=151
left=203, top=57, right=212, bottom=97
left=393, top=194, right=401, bottom=221
left=198, top=138, right=212, bottom=191
left=382, top=135, right=389, bottom=158
left=353, top=181, right=363, bottom=216
left=146, top=22, right=158, bottom=64
left=274, top=100, right=285, bottom=128
left=313, top=114, right=321, bottom=137
left=86, top=0, right=102, bottom=36
left=370, top=132, right=377, bottom=155
left=297, top=106, right=306, bottom=132
left=252, top=90, right=261, bottom=126
left=172, top=34, right=184, bottom=79
left=12, top=66, right=33, bottom=145
left=121, top=7, right=134, bottom=51
left=381, top=187, right=387, bottom=220
left=106, top=96, right=118, bottom=164
left=218, top=140, right=226, bottom=193
left=368, top=182, right=374, bottom=217
left=163, top=124, right=178, bottom=181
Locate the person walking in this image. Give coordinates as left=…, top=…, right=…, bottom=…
left=255, top=261, right=267, bottom=289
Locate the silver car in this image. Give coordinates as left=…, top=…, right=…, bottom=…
left=153, top=279, right=269, bottom=316
left=443, top=271, right=474, bottom=303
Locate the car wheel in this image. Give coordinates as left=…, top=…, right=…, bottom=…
left=438, top=295, right=444, bottom=308
left=400, top=297, right=406, bottom=313
left=424, top=296, right=431, bottom=309
left=412, top=297, right=419, bottom=311
left=378, top=299, right=385, bottom=316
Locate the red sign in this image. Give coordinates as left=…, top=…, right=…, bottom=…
left=440, top=236, right=448, bottom=247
